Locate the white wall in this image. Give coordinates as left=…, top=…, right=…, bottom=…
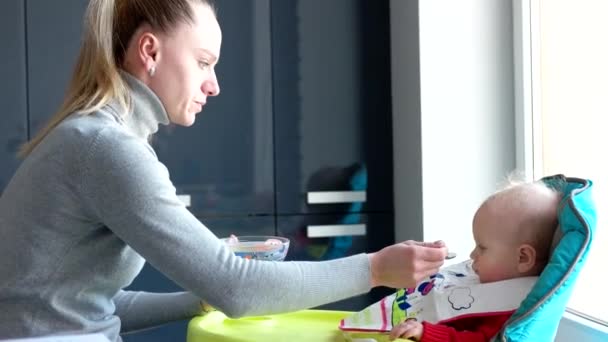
left=391, top=0, right=516, bottom=262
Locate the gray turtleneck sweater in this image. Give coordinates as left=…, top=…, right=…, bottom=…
left=0, top=73, right=372, bottom=341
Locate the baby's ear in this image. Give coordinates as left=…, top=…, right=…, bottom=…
left=517, top=244, right=537, bottom=274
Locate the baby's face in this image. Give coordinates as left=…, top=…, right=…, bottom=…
left=469, top=203, right=522, bottom=283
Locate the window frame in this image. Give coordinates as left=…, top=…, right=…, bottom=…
left=512, top=0, right=608, bottom=339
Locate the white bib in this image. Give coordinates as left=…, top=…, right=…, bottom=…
left=340, top=260, right=537, bottom=332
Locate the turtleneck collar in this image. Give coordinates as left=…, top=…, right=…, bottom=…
left=105, top=70, right=170, bottom=139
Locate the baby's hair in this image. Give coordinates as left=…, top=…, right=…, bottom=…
left=496, top=170, right=530, bottom=191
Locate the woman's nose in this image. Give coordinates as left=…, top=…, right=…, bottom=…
left=202, top=71, right=220, bottom=96
left=202, top=79, right=220, bottom=97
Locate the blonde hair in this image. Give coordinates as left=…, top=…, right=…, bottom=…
left=19, top=0, right=215, bottom=157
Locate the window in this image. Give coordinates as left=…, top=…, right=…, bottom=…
left=523, top=0, right=608, bottom=326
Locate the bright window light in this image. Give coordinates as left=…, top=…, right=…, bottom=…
left=529, top=0, right=608, bottom=325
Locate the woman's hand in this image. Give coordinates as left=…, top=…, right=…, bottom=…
left=368, top=240, right=447, bottom=289
left=389, top=319, right=424, bottom=341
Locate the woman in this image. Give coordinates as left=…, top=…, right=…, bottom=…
left=0, top=0, right=447, bottom=340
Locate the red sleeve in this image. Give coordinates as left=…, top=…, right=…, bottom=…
left=420, top=313, right=512, bottom=342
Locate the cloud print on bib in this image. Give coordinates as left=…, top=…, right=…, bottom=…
left=448, top=287, right=474, bottom=310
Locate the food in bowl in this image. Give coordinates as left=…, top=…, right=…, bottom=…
left=221, top=235, right=290, bottom=261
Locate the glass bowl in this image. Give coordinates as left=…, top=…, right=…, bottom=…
left=220, top=235, right=290, bottom=261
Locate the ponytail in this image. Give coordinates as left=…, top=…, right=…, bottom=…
left=19, top=0, right=129, bottom=157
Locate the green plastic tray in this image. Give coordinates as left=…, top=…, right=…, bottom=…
left=187, top=310, right=411, bottom=342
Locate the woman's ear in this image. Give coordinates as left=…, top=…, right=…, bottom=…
left=122, top=24, right=162, bottom=80
left=517, top=244, right=537, bottom=274
left=138, top=31, right=160, bottom=70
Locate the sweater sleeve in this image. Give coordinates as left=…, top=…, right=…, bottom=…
left=420, top=313, right=512, bottom=342
left=82, top=129, right=372, bottom=320
left=113, top=290, right=202, bottom=333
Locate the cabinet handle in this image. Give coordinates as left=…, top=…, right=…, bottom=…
left=307, top=191, right=366, bottom=204
left=177, top=194, right=191, bottom=207
left=306, top=224, right=367, bottom=238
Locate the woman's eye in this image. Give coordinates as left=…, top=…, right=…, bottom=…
left=198, top=60, right=210, bottom=69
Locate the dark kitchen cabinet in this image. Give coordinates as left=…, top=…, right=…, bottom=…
left=0, top=0, right=28, bottom=193
left=270, top=0, right=395, bottom=311
left=26, top=0, right=89, bottom=136
left=271, top=0, right=394, bottom=215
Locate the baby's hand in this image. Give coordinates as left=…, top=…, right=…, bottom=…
left=389, top=319, right=423, bottom=341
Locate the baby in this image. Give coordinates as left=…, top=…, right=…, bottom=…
left=390, top=181, right=561, bottom=341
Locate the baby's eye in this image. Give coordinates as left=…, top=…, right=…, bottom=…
left=198, top=60, right=210, bottom=69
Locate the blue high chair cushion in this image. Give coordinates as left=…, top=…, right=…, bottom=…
left=495, top=175, right=597, bottom=341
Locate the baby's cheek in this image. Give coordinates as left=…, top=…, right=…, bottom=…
left=483, top=263, right=511, bottom=283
